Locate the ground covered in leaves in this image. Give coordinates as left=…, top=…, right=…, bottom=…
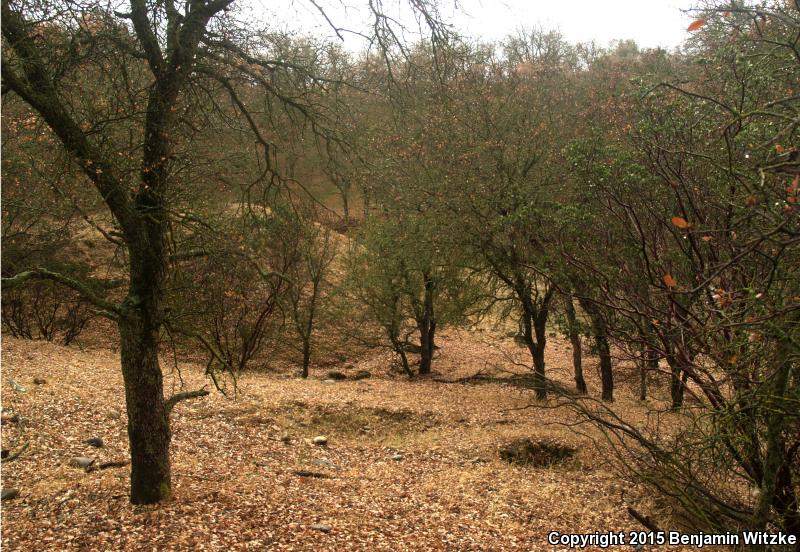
left=2, top=333, right=702, bottom=550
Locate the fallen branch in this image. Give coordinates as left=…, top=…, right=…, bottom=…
left=164, top=387, right=210, bottom=413
left=99, top=460, right=130, bottom=470
left=627, top=506, right=663, bottom=533
left=293, top=470, right=331, bottom=479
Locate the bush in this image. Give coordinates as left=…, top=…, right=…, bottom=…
left=1, top=263, right=110, bottom=345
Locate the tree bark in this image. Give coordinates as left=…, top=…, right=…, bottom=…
left=565, top=296, right=586, bottom=394
left=120, top=312, right=171, bottom=504
left=518, top=285, right=553, bottom=400
left=417, top=275, right=436, bottom=376
left=597, top=332, right=614, bottom=402
left=579, top=298, right=613, bottom=401
left=667, top=351, right=690, bottom=409
left=301, top=338, right=311, bottom=378
left=640, top=341, right=659, bottom=401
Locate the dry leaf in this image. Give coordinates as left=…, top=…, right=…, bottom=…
left=671, top=216, right=690, bottom=229
left=688, top=19, right=706, bottom=32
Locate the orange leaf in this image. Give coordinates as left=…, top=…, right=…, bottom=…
left=746, top=194, right=757, bottom=207
left=787, top=176, right=799, bottom=194
left=702, top=235, right=713, bottom=242
left=688, top=18, right=706, bottom=32
left=728, top=355, right=738, bottom=365
left=671, top=216, right=690, bottom=229
left=775, top=144, right=785, bottom=153
left=663, top=274, right=677, bottom=288
left=723, top=10, right=731, bottom=16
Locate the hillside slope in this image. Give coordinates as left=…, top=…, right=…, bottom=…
left=1, top=335, right=695, bottom=551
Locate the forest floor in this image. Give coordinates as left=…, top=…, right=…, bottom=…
left=1, top=332, right=707, bottom=551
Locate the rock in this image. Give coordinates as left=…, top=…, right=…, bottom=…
left=353, top=370, right=371, bottom=380
left=108, top=410, right=122, bottom=421
left=1, top=488, right=20, bottom=501
left=321, top=379, right=337, bottom=385
left=310, top=459, right=339, bottom=470
left=280, top=433, right=291, bottom=444
left=326, top=371, right=347, bottom=381
left=391, top=453, right=404, bottom=461
left=69, top=456, right=95, bottom=470
left=7, top=379, right=26, bottom=393
left=33, top=377, right=47, bottom=385
left=312, top=435, right=328, bottom=446
left=310, top=523, right=331, bottom=533
left=1, top=414, right=20, bottom=426
left=85, top=437, right=104, bottom=448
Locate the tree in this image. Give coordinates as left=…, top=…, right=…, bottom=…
left=284, top=205, right=336, bottom=378
left=558, top=2, right=800, bottom=534
left=347, top=212, right=480, bottom=376
left=2, top=0, right=450, bottom=504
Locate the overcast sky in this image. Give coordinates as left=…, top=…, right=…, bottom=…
left=247, top=0, right=701, bottom=51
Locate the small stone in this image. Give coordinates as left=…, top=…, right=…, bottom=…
left=321, top=379, right=337, bottom=385
left=353, top=370, right=371, bottom=380
left=33, top=377, right=47, bottom=385
left=471, top=456, right=486, bottom=464
left=1, top=488, right=20, bottom=501
left=85, top=437, right=104, bottom=448
left=312, top=436, right=328, bottom=446
left=108, top=410, right=122, bottom=421
left=391, top=453, right=404, bottom=461
left=69, top=456, right=95, bottom=469
left=280, top=433, right=291, bottom=444
left=326, top=371, right=347, bottom=381
left=310, top=459, right=339, bottom=470
left=7, top=379, right=26, bottom=393
left=310, top=523, right=331, bottom=533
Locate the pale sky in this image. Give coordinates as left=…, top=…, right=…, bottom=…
left=246, top=0, right=700, bottom=51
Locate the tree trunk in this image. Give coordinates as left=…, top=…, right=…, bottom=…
left=417, top=275, right=436, bottom=376
left=518, top=286, right=553, bottom=400
left=301, top=338, right=311, bottom=378
left=418, top=323, right=434, bottom=376
left=637, top=341, right=658, bottom=401
left=579, top=298, right=613, bottom=401
left=597, top=333, right=614, bottom=402
left=668, top=351, right=690, bottom=409
left=565, top=296, right=586, bottom=394
left=120, top=314, right=171, bottom=504
left=122, top=176, right=171, bottom=504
